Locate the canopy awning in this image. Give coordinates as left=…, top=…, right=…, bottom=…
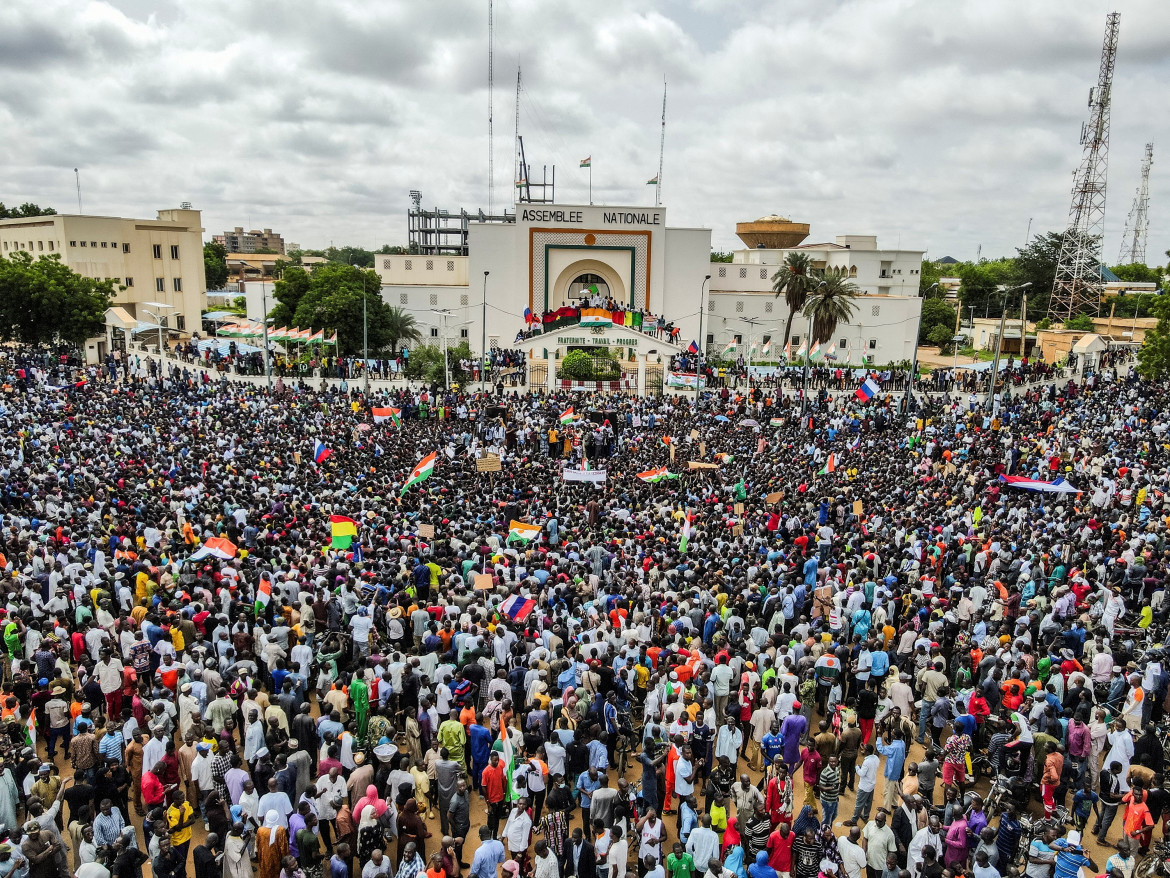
left=104, top=306, right=137, bottom=329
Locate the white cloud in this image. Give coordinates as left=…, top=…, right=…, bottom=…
left=0, top=0, right=1167, bottom=262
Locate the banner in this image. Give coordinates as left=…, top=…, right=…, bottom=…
left=562, top=468, right=607, bottom=484
left=665, top=371, right=706, bottom=389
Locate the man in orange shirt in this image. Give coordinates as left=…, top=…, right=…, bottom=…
left=481, top=751, right=507, bottom=838
left=1041, top=742, right=1064, bottom=817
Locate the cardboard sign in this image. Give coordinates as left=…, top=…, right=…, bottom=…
left=418, top=523, right=435, bottom=539
left=731, top=524, right=744, bottom=536
left=688, top=461, right=719, bottom=470
left=476, top=455, right=502, bottom=473
left=699, top=442, right=706, bottom=458
left=852, top=499, right=863, bottom=516
left=669, top=444, right=676, bottom=461
left=690, top=429, right=700, bottom=440
left=473, top=573, right=493, bottom=590
left=293, top=451, right=301, bottom=464
left=734, top=503, right=744, bottom=515
left=766, top=492, right=783, bottom=504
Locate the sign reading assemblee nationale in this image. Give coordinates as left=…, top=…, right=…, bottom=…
left=520, top=208, right=663, bottom=226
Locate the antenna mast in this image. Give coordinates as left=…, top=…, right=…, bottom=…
left=487, top=0, right=494, bottom=215
left=514, top=67, right=521, bottom=204
left=655, top=78, right=666, bottom=208
left=1118, top=142, right=1154, bottom=264
left=1048, top=11, right=1120, bottom=322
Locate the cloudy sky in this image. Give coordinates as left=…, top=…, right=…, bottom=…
left=2, top=0, right=1168, bottom=262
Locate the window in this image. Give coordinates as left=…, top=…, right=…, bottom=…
left=69, top=241, right=77, bottom=247
left=170, top=245, right=180, bottom=259
left=429, top=293, right=438, bottom=306
left=383, top=259, right=392, bottom=269
left=760, top=269, right=768, bottom=280
left=792, top=335, right=801, bottom=346
left=125, top=277, right=134, bottom=287
left=764, top=301, right=773, bottom=313
left=568, top=272, right=609, bottom=300
left=37, top=241, right=43, bottom=251
left=173, top=277, right=182, bottom=292
left=718, top=267, right=726, bottom=278
left=153, top=244, right=162, bottom=258
left=110, top=242, right=116, bottom=248
left=839, top=338, right=848, bottom=348
left=735, top=300, right=744, bottom=313
left=850, top=266, right=858, bottom=277
left=425, top=259, right=433, bottom=270
left=47, top=241, right=53, bottom=251
left=123, top=243, right=131, bottom=253
left=429, top=327, right=439, bottom=337
left=738, top=267, right=747, bottom=278
left=155, top=277, right=165, bottom=292
left=733, top=334, right=742, bottom=344
left=763, top=335, right=772, bottom=345
left=447, top=260, right=454, bottom=271
left=2, top=243, right=6, bottom=250
left=399, top=293, right=408, bottom=304
left=460, top=328, right=468, bottom=338
left=707, top=300, right=715, bottom=312
left=866, top=355, right=875, bottom=364
left=405, top=260, right=413, bottom=270
left=868, top=339, right=877, bottom=350
left=460, top=295, right=469, bottom=306
left=176, top=316, right=186, bottom=331
left=101, top=241, right=107, bottom=248
left=871, top=305, right=881, bottom=316
left=91, top=241, right=97, bottom=248
left=80, top=241, right=87, bottom=247
left=706, top=333, right=713, bottom=345
left=489, top=336, right=499, bottom=349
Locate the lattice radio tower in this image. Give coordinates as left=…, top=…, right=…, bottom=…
left=1118, top=143, right=1154, bottom=264
left=1048, top=12, right=1121, bottom=322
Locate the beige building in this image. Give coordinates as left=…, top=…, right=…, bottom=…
left=214, top=226, right=285, bottom=254
left=0, top=206, right=207, bottom=357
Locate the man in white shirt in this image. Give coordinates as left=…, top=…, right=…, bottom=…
left=846, top=744, right=879, bottom=826
left=837, top=825, right=868, bottom=878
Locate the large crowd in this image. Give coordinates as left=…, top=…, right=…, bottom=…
left=0, top=343, right=1163, bottom=878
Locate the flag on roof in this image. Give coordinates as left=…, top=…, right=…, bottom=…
left=559, top=407, right=576, bottom=425
left=647, top=175, right=658, bottom=185
left=854, top=377, right=881, bottom=402
left=818, top=454, right=836, bottom=475
left=255, top=577, right=272, bottom=615
left=330, top=515, right=359, bottom=549
left=507, top=520, right=542, bottom=545
left=501, top=593, right=537, bottom=622
left=400, top=451, right=437, bottom=496
left=637, top=466, right=678, bottom=483
left=313, top=440, right=332, bottom=464
left=188, top=536, right=238, bottom=562
left=372, top=407, right=401, bottom=427
left=580, top=157, right=591, bottom=168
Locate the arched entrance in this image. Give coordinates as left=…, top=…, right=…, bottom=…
left=550, top=259, right=626, bottom=310
left=567, top=273, right=609, bottom=302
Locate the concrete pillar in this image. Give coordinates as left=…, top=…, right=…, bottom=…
left=637, top=353, right=647, bottom=396
left=547, top=349, right=558, bottom=393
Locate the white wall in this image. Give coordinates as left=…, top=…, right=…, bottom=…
left=662, top=227, right=713, bottom=349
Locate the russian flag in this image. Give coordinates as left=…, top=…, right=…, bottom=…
left=501, top=593, right=537, bottom=622
left=313, top=440, right=332, bottom=464
left=854, top=377, right=881, bottom=402
left=688, top=340, right=699, bottom=354
left=523, top=307, right=535, bottom=325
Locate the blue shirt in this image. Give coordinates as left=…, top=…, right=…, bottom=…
left=870, top=651, right=890, bottom=677
left=330, top=856, right=350, bottom=878
left=587, top=739, right=609, bottom=770
left=761, top=733, right=784, bottom=766
left=469, top=841, right=505, bottom=878
left=875, top=737, right=906, bottom=780
left=803, top=557, right=818, bottom=586
left=577, top=772, right=602, bottom=806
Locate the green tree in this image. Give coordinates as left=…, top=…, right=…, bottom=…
left=288, top=262, right=393, bottom=355
left=0, top=202, right=57, bottom=219
left=1110, top=292, right=1158, bottom=318
left=325, top=245, right=374, bottom=268
left=1012, top=232, right=1064, bottom=317
left=1138, top=294, right=1170, bottom=379
left=384, top=307, right=422, bottom=352
left=203, top=242, right=229, bottom=290
left=1063, top=314, right=1096, bottom=331
left=710, top=251, right=734, bottom=263
left=772, top=251, right=816, bottom=350
left=270, top=266, right=312, bottom=327
left=0, top=252, right=113, bottom=345
left=957, top=259, right=1018, bottom=318
left=376, top=244, right=411, bottom=255
left=1109, top=263, right=1163, bottom=284
left=919, top=259, right=947, bottom=296
left=928, top=323, right=955, bottom=352
left=919, top=298, right=957, bottom=344
left=803, top=268, right=859, bottom=345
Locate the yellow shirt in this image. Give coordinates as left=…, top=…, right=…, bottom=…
left=167, top=801, right=194, bottom=845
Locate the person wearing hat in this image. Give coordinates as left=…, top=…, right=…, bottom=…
left=44, top=687, right=71, bottom=762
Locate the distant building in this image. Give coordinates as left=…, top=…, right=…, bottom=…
left=0, top=206, right=207, bottom=360
left=213, top=227, right=285, bottom=254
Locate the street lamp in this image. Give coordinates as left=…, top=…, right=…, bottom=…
left=902, top=283, right=939, bottom=414
left=141, top=301, right=176, bottom=359
left=431, top=309, right=473, bottom=391
left=482, top=271, right=490, bottom=392
left=986, top=282, right=1032, bottom=410
left=695, top=274, right=711, bottom=404
left=738, top=316, right=766, bottom=390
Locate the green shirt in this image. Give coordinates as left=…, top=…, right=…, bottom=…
left=666, top=852, right=695, bottom=878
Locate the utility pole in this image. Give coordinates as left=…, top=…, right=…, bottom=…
left=482, top=271, right=489, bottom=391
left=738, top=316, right=765, bottom=391
left=261, top=285, right=272, bottom=390
left=987, top=283, right=1031, bottom=410
left=695, top=274, right=711, bottom=404
left=903, top=283, right=938, bottom=413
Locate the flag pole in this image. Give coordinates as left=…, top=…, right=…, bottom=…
left=589, top=162, right=592, bottom=205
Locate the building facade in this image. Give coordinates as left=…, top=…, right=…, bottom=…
left=214, top=227, right=286, bottom=254
left=0, top=207, right=207, bottom=352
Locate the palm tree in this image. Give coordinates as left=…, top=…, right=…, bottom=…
left=384, top=307, right=421, bottom=351
left=803, top=268, right=859, bottom=345
left=771, top=251, right=816, bottom=352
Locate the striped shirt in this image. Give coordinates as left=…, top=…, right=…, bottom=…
left=99, top=730, right=125, bottom=763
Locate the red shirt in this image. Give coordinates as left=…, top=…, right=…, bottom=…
left=481, top=763, right=506, bottom=804
left=141, top=770, right=166, bottom=806
left=768, top=829, right=795, bottom=872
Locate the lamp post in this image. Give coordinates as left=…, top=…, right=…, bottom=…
left=902, top=282, right=938, bottom=414
left=141, top=301, right=176, bottom=364
left=738, top=315, right=765, bottom=391
left=986, top=282, right=1032, bottom=411
left=801, top=280, right=827, bottom=415
left=482, top=271, right=490, bottom=392
left=695, top=274, right=711, bottom=404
